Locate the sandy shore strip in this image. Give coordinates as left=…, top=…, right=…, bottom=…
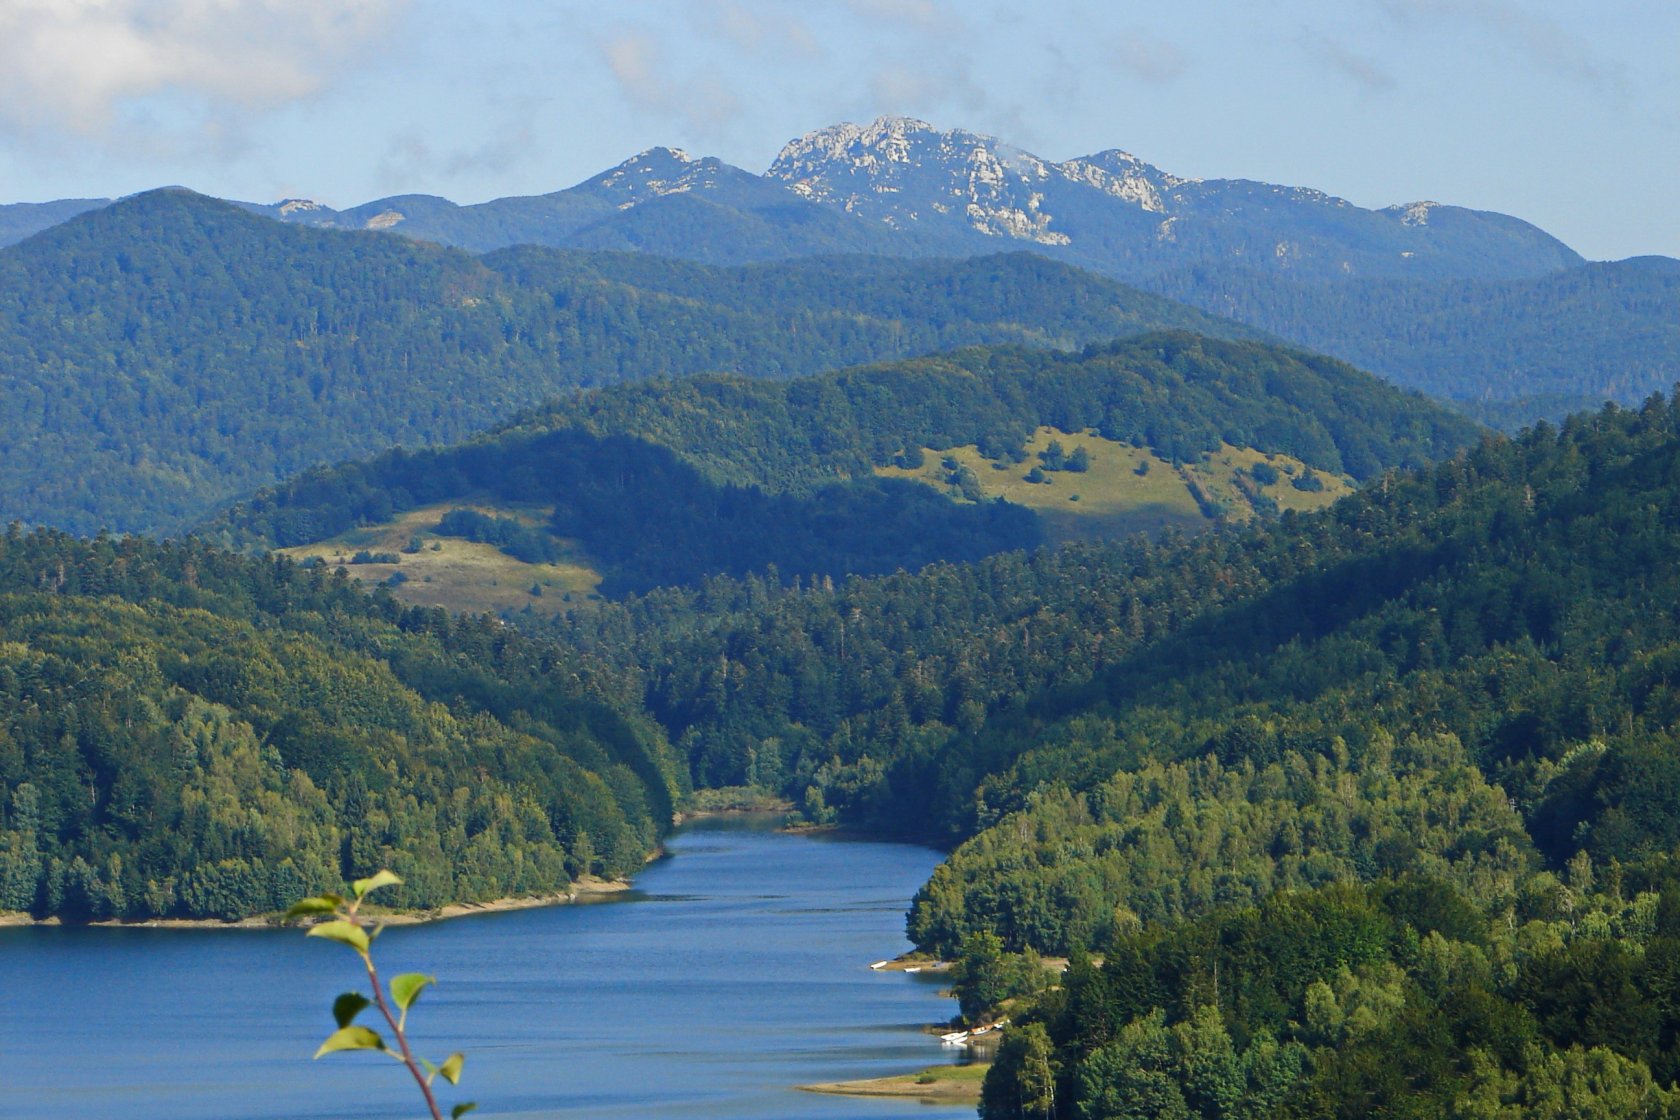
left=799, top=1063, right=989, bottom=1102
left=0, top=876, right=630, bottom=931
left=870, top=954, right=953, bottom=973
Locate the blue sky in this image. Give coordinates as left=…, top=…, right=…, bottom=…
left=0, top=1, right=1673, bottom=260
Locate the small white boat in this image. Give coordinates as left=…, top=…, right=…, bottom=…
left=940, top=1031, right=970, bottom=1044
left=904, top=966, right=922, bottom=973
left=869, top=961, right=888, bottom=970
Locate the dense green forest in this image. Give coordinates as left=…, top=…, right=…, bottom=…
left=214, top=332, right=1475, bottom=595
left=527, top=396, right=1680, bottom=1116
left=0, top=190, right=1250, bottom=535
left=1146, top=256, right=1680, bottom=427
left=0, top=197, right=106, bottom=247
left=0, top=529, right=679, bottom=922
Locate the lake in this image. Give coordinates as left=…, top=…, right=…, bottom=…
left=0, top=817, right=977, bottom=1119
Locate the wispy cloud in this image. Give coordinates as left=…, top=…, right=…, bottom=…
left=867, top=54, right=985, bottom=118
left=377, top=120, right=537, bottom=192
left=1376, top=0, right=1627, bottom=93
left=702, top=1, right=820, bottom=58
left=1298, top=31, right=1397, bottom=93
left=600, top=29, right=743, bottom=136
left=1110, top=26, right=1188, bottom=86
left=843, top=0, right=950, bottom=31
left=0, top=0, right=404, bottom=139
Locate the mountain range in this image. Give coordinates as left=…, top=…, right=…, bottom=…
left=0, top=189, right=1250, bottom=535
left=3, top=116, right=1579, bottom=281
left=5, top=117, right=1671, bottom=425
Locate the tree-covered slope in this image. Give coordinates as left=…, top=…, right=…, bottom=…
left=0, top=190, right=1256, bottom=535
left=212, top=332, right=1477, bottom=596
left=10, top=141, right=1673, bottom=432
left=1149, top=255, right=1680, bottom=427
left=539, top=394, right=1680, bottom=1118
left=0, top=529, right=680, bottom=922
left=0, top=197, right=108, bottom=247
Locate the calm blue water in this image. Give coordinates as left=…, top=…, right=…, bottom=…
left=0, top=817, right=976, bottom=1119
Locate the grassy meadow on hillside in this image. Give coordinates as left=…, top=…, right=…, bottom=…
left=879, top=427, right=1353, bottom=543
left=277, top=504, right=602, bottom=616
left=268, top=435, right=1356, bottom=618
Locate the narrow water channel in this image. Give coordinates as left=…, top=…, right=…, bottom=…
left=0, top=816, right=977, bottom=1119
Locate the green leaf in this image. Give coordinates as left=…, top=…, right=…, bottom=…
left=451, top=1103, right=477, bottom=1119
left=306, top=920, right=369, bottom=953
left=352, top=870, right=403, bottom=899
left=331, top=991, right=371, bottom=1028
left=390, top=972, right=434, bottom=1012
left=284, top=895, right=342, bottom=920
left=313, top=1025, right=386, bottom=1058
left=437, top=1052, right=465, bottom=1085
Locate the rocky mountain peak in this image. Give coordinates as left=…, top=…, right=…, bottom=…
left=586, top=146, right=745, bottom=208
left=1386, top=200, right=1441, bottom=226
left=1055, top=150, right=1188, bottom=215
left=767, top=117, right=1073, bottom=243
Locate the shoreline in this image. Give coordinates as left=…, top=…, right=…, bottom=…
left=799, top=1062, right=989, bottom=1103
left=671, top=803, right=793, bottom=826
left=0, top=876, right=631, bottom=932
left=3, top=809, right=942, bottom=932
left=871, top=955, right=953, bottom=974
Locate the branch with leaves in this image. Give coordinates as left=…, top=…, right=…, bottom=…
left=288, top=871, right=476, bottom=1120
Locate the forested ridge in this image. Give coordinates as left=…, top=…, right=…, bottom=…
left=0, top=188, right=1249, bottom=535
left=214, top=332, right=1475, bottom=595
left=0, top=528, right=679, bottom=922
left=533, top=395, right=1680, bottom=1117
left=1149, top=256, right=1680, bottom=427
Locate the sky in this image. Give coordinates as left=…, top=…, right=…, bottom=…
left=0, top=0, right=1673, bottom=261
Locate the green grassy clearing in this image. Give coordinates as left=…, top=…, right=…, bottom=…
left=879, top=427, right=1352, bottom=543
left=277, top=502, right=601, bottom=617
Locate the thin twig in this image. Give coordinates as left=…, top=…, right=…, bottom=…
left=357, top=918, right=445, bottom=1120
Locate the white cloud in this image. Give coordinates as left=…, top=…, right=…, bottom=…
left=602, top=32, right=664, bottom=111
left=0, top=0, right=405, bottom=137
left=600, top=29, right=743, bottom=136
left=1110, top=29, right=1187, bottom=86
left=702, top=1, right=820, bottom=58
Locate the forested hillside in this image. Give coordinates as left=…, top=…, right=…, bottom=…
left=213, top=333, right=1476, bottom=595
left=1150, top=256, right=1680, bottom=426
left=0, top=191, right=1248, bottom=535
left=538, top=396, right=1680, bottom=1117
left=0, top=529, right=679, bottom=922
left=7, top=125, right=1676, bottom=434
left=0, top=197, right=107, bottom=247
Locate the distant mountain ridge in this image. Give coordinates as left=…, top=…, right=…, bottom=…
left=6, top=117, right=1667, bottom=425
left=0, top=188, right=1254, bottom=535
left=2, top=117, right=1580, bottom=281
left=765, top=117, right=1581, bottom=281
